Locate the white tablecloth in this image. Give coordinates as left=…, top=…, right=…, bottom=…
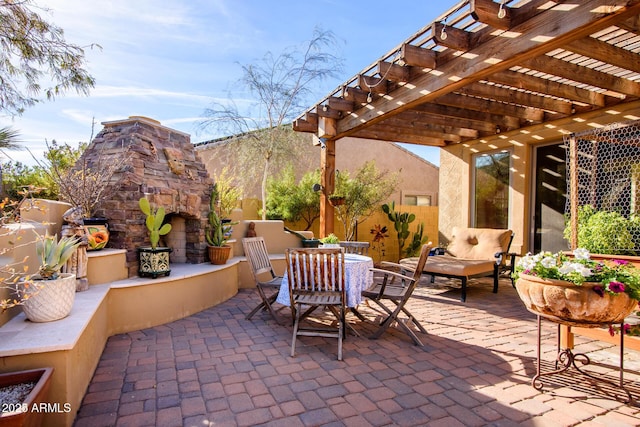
left=276, top=253, right=373, bottom=307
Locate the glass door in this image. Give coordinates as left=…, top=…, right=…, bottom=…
left=532, top=143, right=568, bottom=253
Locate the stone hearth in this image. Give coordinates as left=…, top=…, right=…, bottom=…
left=84, top=116, right=213, bottom=277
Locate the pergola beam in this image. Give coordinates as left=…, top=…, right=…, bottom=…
left=456, top=81, right=574, bottom=115
left=401, top=44, right=437, bottom=69
left=520, top=55, right=640, bottom=98
left=434, top=92, right=544, bottom=122
left=470, top=0, right=512, bottom=31
left=487, top=69, right=606, bottom=107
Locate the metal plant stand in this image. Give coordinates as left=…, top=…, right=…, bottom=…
left=533, top=315, right=634, bottom=404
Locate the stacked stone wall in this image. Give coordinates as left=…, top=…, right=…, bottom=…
left=84, top=116, right=213, bottom=277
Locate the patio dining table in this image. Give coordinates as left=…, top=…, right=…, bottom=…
left=276, top=253, right=374, bottom=308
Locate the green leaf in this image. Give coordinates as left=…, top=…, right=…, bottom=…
left=158, top=223, right=172, bottom=235
left=139, top=197, right=151, bottom=215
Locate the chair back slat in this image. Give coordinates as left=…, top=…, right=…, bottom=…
left=339, top=241, right=370, bottom=256
left=286, top=248, right=345, bottom=296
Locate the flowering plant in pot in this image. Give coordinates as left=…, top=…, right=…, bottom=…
left=513, top=248, right=640, bottom=328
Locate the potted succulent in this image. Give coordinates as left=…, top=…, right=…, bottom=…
left=206, top=186, right=237, bottom=265
left=321, top=233, right=340, bottom=248
left=137, top=197, right=172, bottom=278
left=21, top=233, right=82, bottom=322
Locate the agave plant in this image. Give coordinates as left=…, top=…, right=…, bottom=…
left=36, top=234, right=82, bottom=279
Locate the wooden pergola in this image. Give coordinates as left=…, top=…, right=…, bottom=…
left=292, top=0, right=640, bottom=236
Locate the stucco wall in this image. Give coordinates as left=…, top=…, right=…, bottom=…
left=195, top=135, right=439, bottom=207
left=335, top=138, right=439, bottom=205
left=438, top=140, right=526, bottom=255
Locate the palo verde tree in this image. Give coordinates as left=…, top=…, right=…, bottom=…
left=0, top=0, right=97, bottom=116
left=333, top=161, right=400, bottom=241
left=0, top=0, right=97, bottom=197
left=264, top=166, right=320, bottom=230
left=200, top=27, right=343, bottom=219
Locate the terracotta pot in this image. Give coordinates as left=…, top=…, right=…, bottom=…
left=515, top=273, right=638, bottom=327
left=208, top=245, right=231, bottom=265
left=0, top=367, right=54, bottom=427
left=22, top=273, right=76, bottom=323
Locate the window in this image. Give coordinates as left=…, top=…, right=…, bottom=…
left=403, top=195, right=431, bottom=206
left=473, top=151, right=510, bottom=229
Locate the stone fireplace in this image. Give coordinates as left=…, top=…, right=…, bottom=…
left=83, top=116, right=214, bottom=277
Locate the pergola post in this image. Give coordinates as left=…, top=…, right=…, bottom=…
left=320, top=138, right=335, bottom=237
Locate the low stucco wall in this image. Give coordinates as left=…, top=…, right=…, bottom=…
left=107, top=263, right=238, bottom=335
left=86, top=249, right=128, bottom=285
left=230, top=219, right=313, bottom=255
left=0, top=262, right=238, bottom=427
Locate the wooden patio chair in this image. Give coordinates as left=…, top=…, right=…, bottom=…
left=286, top=247, right=347, bottom=360
left=242, top=237, right=283, bottom=322
left=339, top=241, right=370, bottom=256
left=362, top=243, right=432, bottom=346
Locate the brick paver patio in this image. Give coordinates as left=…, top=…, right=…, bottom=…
left=74, top=276, right=640, bottom=426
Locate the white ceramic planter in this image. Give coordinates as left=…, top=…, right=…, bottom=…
left=22, top=273, right=76, bottom=322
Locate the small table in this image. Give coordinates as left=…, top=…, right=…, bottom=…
left=276, top=253, right=374, bottom=307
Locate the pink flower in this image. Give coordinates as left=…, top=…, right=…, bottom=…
left=612, top=259, right=629, bottom=265
left=608, top=281, right=625, bottom=293
left=593, top=285, right=604, bottom=297
left=609, top=325, right=615, bottom=337
left=623, top=324, right=631, bottom=335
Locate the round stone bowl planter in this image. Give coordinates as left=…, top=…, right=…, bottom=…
left=22, top=273, right=76, bottom=322
left=515, top=273, right=638, bottom=327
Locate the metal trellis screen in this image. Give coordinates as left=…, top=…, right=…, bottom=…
left=564, top=119, right=640, bottom=255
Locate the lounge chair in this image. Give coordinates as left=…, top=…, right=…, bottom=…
left=401, top=227, right=515, bottom=302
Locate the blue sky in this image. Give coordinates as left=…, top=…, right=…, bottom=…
left=0, top=0, right=450, bottom=166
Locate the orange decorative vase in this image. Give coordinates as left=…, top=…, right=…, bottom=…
left=515, top=273, right=638, bottom=327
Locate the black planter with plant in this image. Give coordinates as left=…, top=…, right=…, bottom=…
left=137, top=197, right=172, bottom=278
left=284, top=226, right=320, bottom=248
